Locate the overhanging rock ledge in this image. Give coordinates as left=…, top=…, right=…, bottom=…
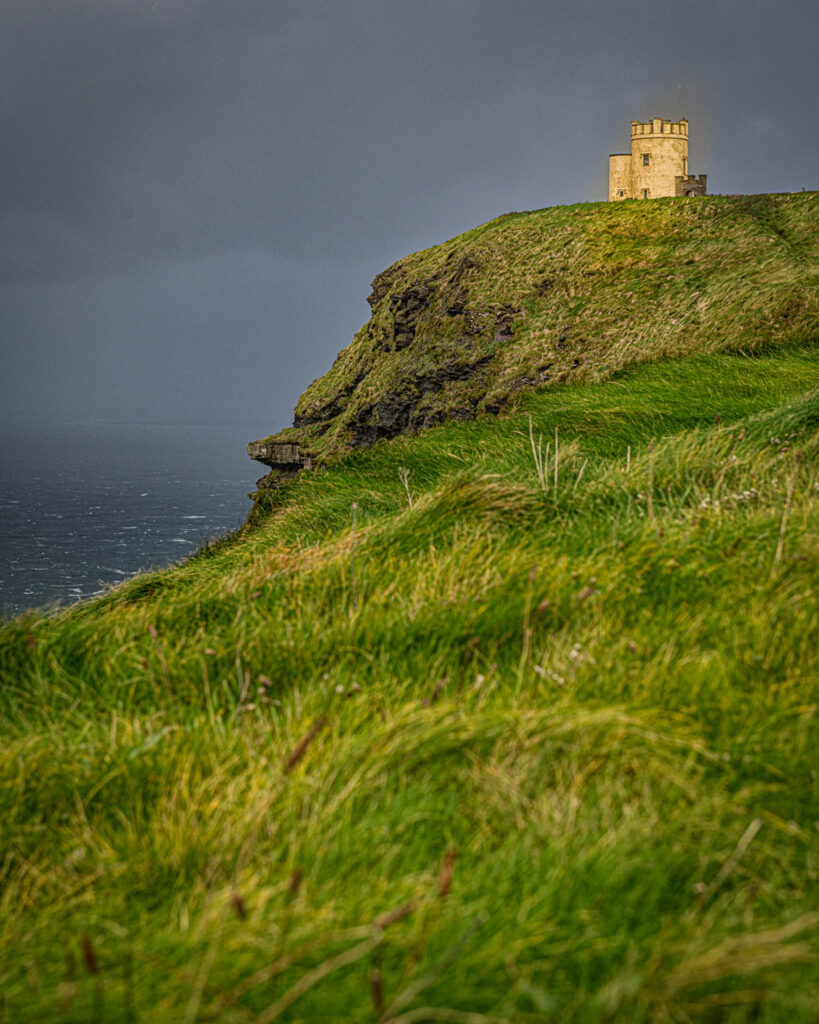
left=246, top=441, right=315, bottom=472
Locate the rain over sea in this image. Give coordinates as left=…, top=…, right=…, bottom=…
left=0, top=423, right=262, bottom=617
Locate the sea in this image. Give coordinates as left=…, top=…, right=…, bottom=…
left=0, top=423, right=265, bottom=619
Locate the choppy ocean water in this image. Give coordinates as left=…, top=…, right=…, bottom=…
left=0, top=423, right=264, bottom=618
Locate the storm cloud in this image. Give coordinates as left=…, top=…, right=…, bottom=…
left=1, top=0, right=817, bottom=432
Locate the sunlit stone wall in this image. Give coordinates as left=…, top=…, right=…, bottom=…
left=609, top=117, right=704, bottom=201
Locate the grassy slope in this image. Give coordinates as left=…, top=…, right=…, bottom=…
left=1, top=195, right=819, bottom=1022
left=254, top=192, right=819, bottom=462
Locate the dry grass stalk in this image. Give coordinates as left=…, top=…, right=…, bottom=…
left=527, top=414, right=548, bottom=491
left=700, top=818, right=763, bottom=902
left=665, top=913, right=819, bottom=997
left=373, top=902, right=415, bottom=929
left=284, top=718, right=328, bottom=773
left=572, top=458, right=588, bottom=495
left=81, top=935, right=99, bottom=976
left=553, top=425, right=559, bottom=494
left=204, top=927, right=375, bottom=1019
left=254, top=936, right=379, bottom=1024
left=626, top=445, right=631, bottom=473
left=713, top=428, right=747, bottom=501
left=771, top=450, right=803, bottom=578
left=80, top=934, right=104, bottom=1024
left=371, top=968, right=385, bottom=1015
left=438, top=846, right=459, bottom=898
left=379, top=916, right=484, bottom=1023
left=398, top=466, right=413, bottom=508
left=350, top=501, right=359, bottom=611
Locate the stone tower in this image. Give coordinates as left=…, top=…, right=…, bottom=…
left=608, top=117, right=707, bottom=201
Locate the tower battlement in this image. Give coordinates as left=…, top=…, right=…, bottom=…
left=609, top=116, right=705, bottom=201
left=631, top=117, right=688, bottom=139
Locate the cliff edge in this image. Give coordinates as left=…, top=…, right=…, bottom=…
left=249, top=192, right=819, bottom=491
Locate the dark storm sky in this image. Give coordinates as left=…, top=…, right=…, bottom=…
left=1, top=0, right=817, bottom=436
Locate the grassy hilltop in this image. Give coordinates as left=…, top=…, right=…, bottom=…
left=252, top=192, right=818, bottom=469
left=1, top=193, right=819, bottom=1023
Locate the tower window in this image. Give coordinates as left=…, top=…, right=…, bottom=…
left=642, top=189, right=649, bottom=199
left=619, top=190, right=625, bottom=197
left=643, top=153, right=650, bottom=166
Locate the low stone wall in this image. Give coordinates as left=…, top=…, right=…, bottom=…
left=675, top=174, right=708, bottom=197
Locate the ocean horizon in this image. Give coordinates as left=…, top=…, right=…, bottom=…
left=0, top=421, right=265, bottom=618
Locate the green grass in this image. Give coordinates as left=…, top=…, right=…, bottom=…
left=1, top=344, right=818, bottom=1022
left=254, top=191, right=819, bottom=461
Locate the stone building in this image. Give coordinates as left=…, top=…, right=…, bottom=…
left=609, top=117, right=707, bottom=201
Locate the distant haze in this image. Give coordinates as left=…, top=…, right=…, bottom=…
left=2, top=0, right=817, bottom=438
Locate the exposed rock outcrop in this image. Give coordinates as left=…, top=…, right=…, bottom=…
left=246, top=441, right=316, bottom=499
left=348, top=351, right=493, bottom=447
left=246, top=441, right=314, bottom=472
left=389, top=283, right=433, bottom=351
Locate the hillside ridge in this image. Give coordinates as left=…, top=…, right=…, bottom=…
left=248, top=191, right=819, bottom=501
left=3, top=345, right=818, bottom=1020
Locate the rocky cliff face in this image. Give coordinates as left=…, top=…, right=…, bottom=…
left=249, top=192, right=819, bottom=497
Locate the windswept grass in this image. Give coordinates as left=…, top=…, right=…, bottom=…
left=255, top=191, right=819, bottom=460
left=1, top=343, right=817, bottom=1022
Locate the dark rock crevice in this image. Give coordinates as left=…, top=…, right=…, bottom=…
left=348, top=352, right=493, bottom=447
left=493, top=306, right=516, bottom=343
left=389, top=283, right=434, bottom=351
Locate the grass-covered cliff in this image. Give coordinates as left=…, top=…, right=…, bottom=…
left=251, top=192, right=818, bottom=476
left=1, top=194, right=818, bottom=1022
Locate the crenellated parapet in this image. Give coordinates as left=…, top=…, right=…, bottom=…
left=631, top=117, right=688, bottom=139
